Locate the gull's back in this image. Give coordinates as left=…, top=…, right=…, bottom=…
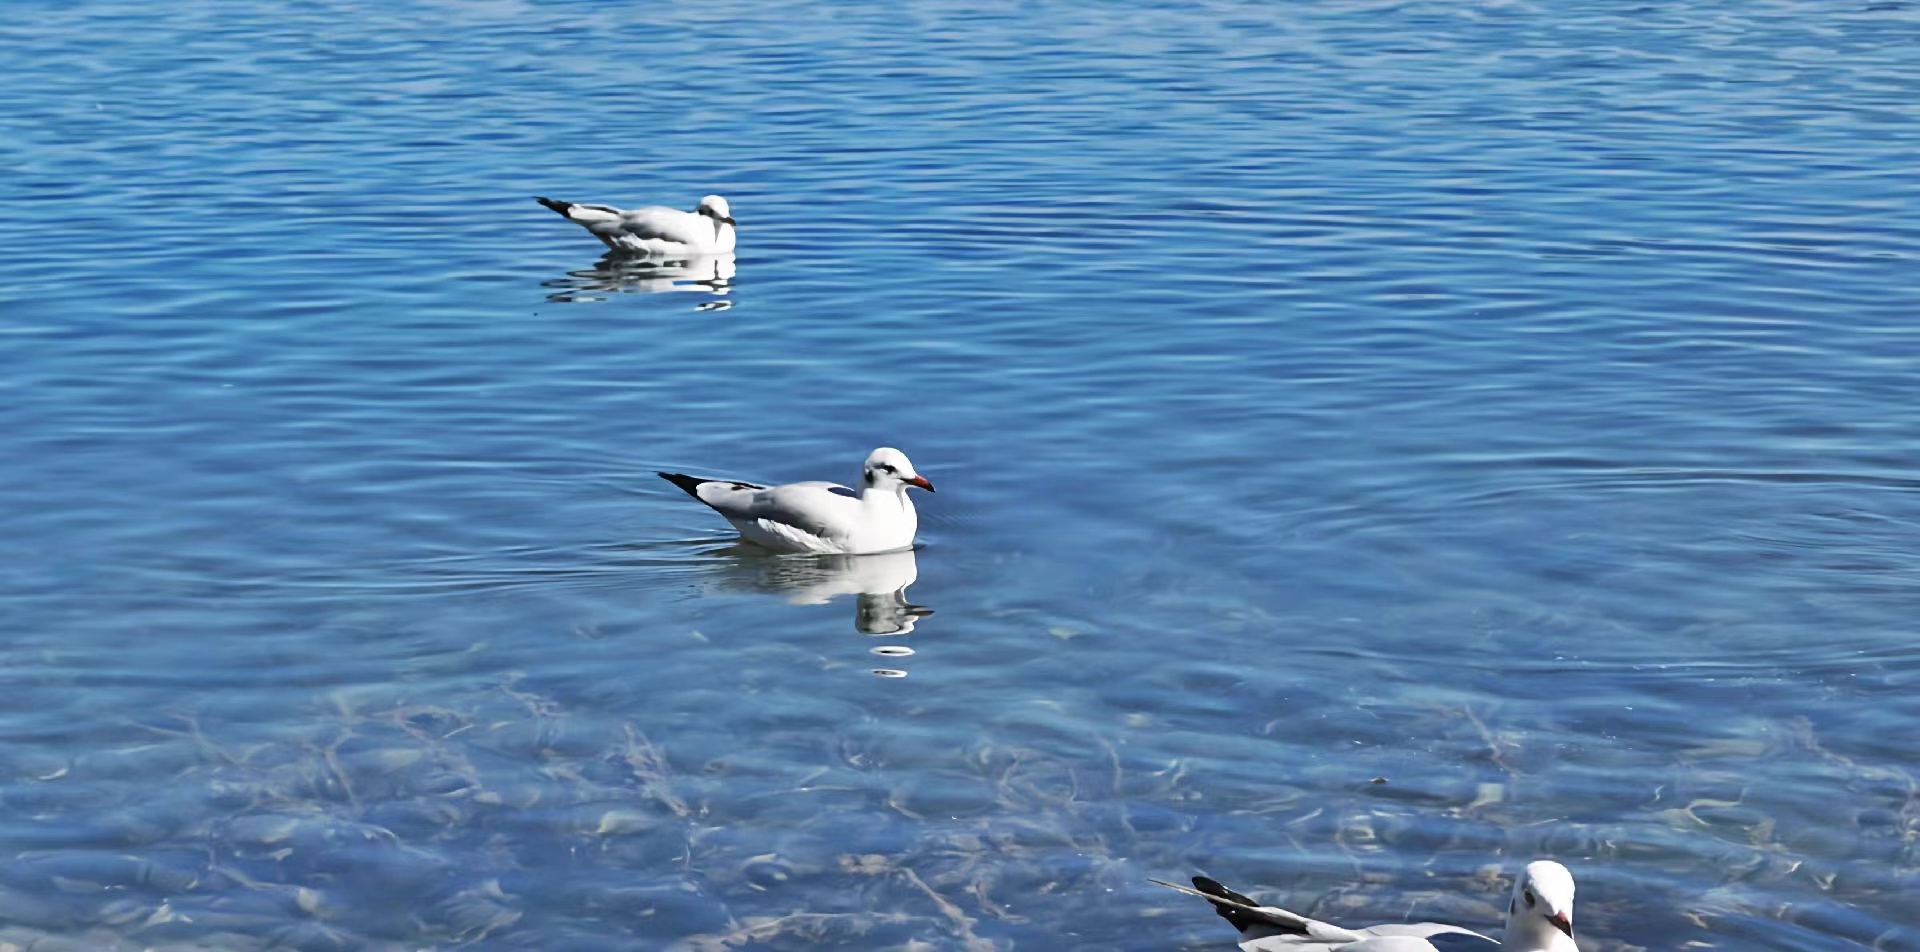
left=714, top=481, right=864, bottom=553
left=615, top=205, right=712, bottom=247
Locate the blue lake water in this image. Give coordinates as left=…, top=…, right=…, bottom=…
left=4, top=1, right=1920, bottom=948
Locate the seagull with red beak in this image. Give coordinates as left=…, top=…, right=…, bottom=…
left=1505, top=860, right=1578, bottom=952
left=659, top=448, right=933, bottom=555
left=1154, top=858, right=1579, bottom=951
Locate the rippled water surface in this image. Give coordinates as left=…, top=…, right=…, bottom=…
left=4, top=1, right=1920, bottom=949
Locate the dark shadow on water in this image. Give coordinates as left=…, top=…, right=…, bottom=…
left=540, top=252, right=735, bottom=308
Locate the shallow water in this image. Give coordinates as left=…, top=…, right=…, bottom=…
left=4, top=1, right=1920, bottom=949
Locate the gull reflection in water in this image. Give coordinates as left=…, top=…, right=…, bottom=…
left=710, top=548, right=932, bottom=676
left=542, top=252, right=735, bottom=308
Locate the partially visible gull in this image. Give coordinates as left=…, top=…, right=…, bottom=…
left=1153, top=860, right=1579, bottom=952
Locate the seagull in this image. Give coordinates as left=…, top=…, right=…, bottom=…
left=534, top=194, right=736, bottom=255
left=658, top=448, right=933, bottom=555
left=1153, top=860, right=1578, bottom=952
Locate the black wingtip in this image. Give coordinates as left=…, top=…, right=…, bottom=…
left=1192, top=877, right=1255, bottom=904
left=535, top=196, right=573, bottom=217
left=1192, top=877, right=1272, bottom=933
left=658, top=471, right=708, bottom=499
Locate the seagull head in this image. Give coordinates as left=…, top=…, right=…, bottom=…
left=697, top=195, right=736, bottom=226
left=863, top=447, right=933, bottom=493
left=1508, top=860, right=1577, bottom=948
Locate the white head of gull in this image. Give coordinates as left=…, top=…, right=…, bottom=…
left=534, top=193, right=736, bottom=256
left=1154, top=859, right=1579, bottom=952
left=658, top=447, right=933, bottom=555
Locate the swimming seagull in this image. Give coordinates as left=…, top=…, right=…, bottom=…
left=1153, top=860, right=1579, bottom=952
left=534, top=194, right=736, bottom=255
left=658, top=448, right=933, bottom=555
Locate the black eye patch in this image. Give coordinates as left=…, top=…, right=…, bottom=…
left=1524, top=890, right=1536, bottom=908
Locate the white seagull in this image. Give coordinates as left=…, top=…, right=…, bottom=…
left=535, top=194, right=736, bottom=255
left=1154, top=860, right=1579, bottom=952
left=658, top=448, right=933, bottom=555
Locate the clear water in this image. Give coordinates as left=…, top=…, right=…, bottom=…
left=3, top=1, right=1919, bottom=949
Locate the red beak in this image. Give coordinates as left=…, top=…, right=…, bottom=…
left=1548, top=912, right=1573, bottom=938
left=905, top=475, right=935, bottom=492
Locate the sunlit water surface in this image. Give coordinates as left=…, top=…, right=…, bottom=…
left=3, top=1, right=1919, bottom=949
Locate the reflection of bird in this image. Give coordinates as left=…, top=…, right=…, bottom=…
left=659, top=448, right=934, bottom=555
left=854, top=589, right=932, bottom=636
left=534, top=194, right=736, bottom=255
left=1154, top=860, right=1579, bottom=952
left=542, top=253, right=734, bottom=304
left=717, top=549, right=932, bottom=635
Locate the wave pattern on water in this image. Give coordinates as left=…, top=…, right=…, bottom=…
left=2, top=0, right=1919, bottom=948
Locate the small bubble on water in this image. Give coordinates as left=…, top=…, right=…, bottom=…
left=871, top=645, right=914, bottom=657
left=871, top=668, right=908, bottom=679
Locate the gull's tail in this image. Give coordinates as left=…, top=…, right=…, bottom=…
left=658, top=472, right=710, bottom=500
left=1150, top=877, right=1318, bottom=936
left=535, top=196, right=623, bottom=226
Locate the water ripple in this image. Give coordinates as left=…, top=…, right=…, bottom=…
left=3, top=0, right=1919, bottom=948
